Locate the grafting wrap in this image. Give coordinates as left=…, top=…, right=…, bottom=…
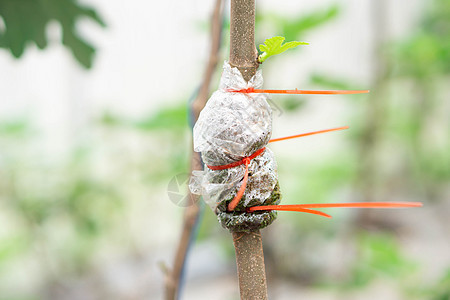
left=190, top=61, right=281, bottom=232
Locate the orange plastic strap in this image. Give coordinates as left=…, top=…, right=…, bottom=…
left=247, top=202, right=423, bottom=218
left=227, top=87, right=369, bottom=95
left=227, top=158, right=251, bottom=212
left=206, top=147, right=266, bottom=170
left=205, top=148, right=266, bottom=212
left=269, top=126, right=349, bottom=143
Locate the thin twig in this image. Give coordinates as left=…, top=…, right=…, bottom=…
left=229, top=0, right=269, bottom=299
left=164, top=1, right=224, bottom=299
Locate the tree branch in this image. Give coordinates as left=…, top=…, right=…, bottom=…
left=164, top=1, right=224, bottom=299
left=229, top=0, right=268, bottom=299
left=229, top=0, right=259, bottom=81
left=232, top=231, right=268, bottom=299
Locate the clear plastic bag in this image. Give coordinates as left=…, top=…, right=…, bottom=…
left=190, top=61, right=281, bottom=231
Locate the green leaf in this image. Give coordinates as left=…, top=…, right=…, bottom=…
left=258, top=36, right=308, bottom=63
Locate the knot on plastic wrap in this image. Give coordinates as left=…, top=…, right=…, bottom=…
left=189, top=61, right=281, bottom=232
left=206, top=147, right=265, bottom=171
left=226, top=87, right=256, bottom=94
left=207, top=147, right=266, bottom=213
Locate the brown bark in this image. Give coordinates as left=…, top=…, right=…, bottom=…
left=229, top=1, right=268, bottom=299
left=229, top=0, right=259, bottom=81
left=232, top=231, right=268, bottom=300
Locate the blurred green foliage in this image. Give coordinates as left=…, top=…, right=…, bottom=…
left=395, top=0, right=450, bottom=77
left=0, top=122, right=120, bottom=256
left=427, top=269, right=450, bottom=300
left=345, top=233, right=417, bottom=288
left=310, top=73, right=362, bottom=90
left=102, top=104, right=188, bottom=132
left=309, top=0, right=450, bottom=203
left=258, top=5, right=340, bottom=42
left=391, top=0, right=450, bottom=200
left=0, top=105, right=193, bottom=298
left=0, top=0, right=105, bottom=68
left=258, top=0, right=448, bottom=296
left=100, top=103, right=191, bottom=184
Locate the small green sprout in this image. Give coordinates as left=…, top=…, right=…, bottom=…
left=258, top=36, right=309, bottom=63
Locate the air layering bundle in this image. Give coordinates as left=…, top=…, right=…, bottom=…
left=189, top=62, right=421, bottom=232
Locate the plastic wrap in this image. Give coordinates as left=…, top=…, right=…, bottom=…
left=190, top=61, right=281, bottom=232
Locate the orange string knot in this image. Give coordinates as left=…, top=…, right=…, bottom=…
left=206, top=148, right=266, bottom=212
left=225, top=87, right=255, bottom=93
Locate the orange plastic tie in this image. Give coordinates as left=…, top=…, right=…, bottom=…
left=246, top=205, right=332, bottom=218
left=206, top=148, right=265, bottom=170
left=269, top=126, right=349, bottom=143
left=227, top=87, right=369, bottom=95
left=290, top=202, right=423, bottom=209
left=205, top=149, right=266, bottom=212
left=247, top=202, right=423, bottom=218
left=227, top=159, right=251, bottom=212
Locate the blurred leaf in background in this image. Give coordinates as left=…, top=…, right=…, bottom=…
left=344, top=233, right=417, bottom=289
left=395, top=0, right=450, bottom=78
left=307, top=0, right=450, bottom=203
left=0, top=119, right=123, bottom=287
left=426, top=269, right=450, bottom=300
left=257, top=5, right=340, bottom=42
left=100, top=102, right=191, bottom=184
left=0, top=0, right=105, bottom=68
left=390, top=0, right=450, bottom=201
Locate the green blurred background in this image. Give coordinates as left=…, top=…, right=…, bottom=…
left=0, top=0, right=449, bottom=299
